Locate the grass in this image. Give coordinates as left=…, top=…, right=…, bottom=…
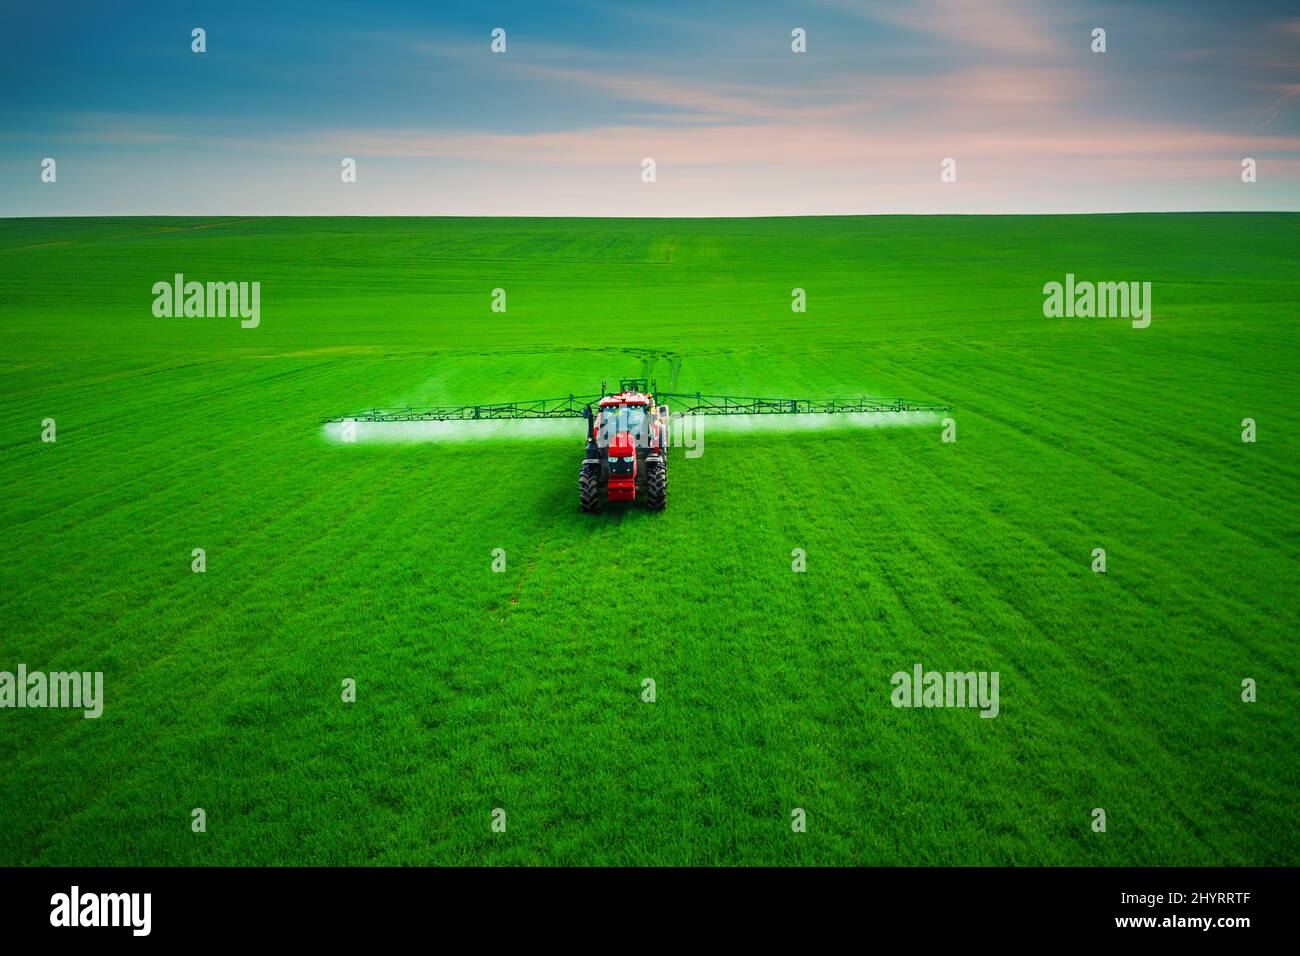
left=0, top=213, right=1296, bottom=865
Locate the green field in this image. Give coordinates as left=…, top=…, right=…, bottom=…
left=1, top=214, right=1296, bottom=866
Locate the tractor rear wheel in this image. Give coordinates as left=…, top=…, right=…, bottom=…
left=580, top=468, right=602, bottom=514
left=646, top=461, right=666, bottom=511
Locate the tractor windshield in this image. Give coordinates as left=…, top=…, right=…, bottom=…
left=601, top=405, right=646, bottom=432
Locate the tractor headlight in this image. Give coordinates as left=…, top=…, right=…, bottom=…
left=608, top=457, right=617, bottom=464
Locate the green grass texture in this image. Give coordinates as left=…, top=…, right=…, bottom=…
left=1, top=214, right=1296, bottom=865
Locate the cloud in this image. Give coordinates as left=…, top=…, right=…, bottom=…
left=816, top=0, right=1069, bottom=58
left=513, top=63, right=866, bottom=122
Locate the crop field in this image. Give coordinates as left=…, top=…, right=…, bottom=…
left=0, top=213, right=1296, bottom=866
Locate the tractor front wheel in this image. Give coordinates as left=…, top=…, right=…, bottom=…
left=580, top=468, right=602, bottom=514
left=645, top=462, right=666, bottom=511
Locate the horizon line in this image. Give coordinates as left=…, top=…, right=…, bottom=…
left=4, top=210, right=1299, bottom=222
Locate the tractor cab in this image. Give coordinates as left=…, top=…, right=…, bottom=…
left=595, top=379, right=658, bottom=444
left=596, top=395, right=651, bottom=446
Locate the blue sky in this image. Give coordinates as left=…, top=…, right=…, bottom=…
left=3, top=0, right=1299, bottom=215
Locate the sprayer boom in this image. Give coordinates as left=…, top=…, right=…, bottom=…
left=323, top=386, right=948, bottom=423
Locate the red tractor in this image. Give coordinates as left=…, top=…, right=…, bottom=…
left=580, top=379, right=669, bottom=513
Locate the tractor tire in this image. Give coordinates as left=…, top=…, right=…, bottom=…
left=645, top=462, right=666, bottom=511
left=580, top=469, right=602, bottom=514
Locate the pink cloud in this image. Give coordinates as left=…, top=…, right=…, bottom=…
left=819, top=0, right=1069, bottom=59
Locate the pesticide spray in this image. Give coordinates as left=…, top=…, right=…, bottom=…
left=323, top=409, right=940, bottom=446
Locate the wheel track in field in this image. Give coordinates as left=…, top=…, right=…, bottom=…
left=4, top=447, right=457, bottom=861
left=5, top=415, right=480, bottom=718
left=0, top=360, right=343, bottom=536
left=0, top=355, right=330, bottom=458
left=883, top=341, right=1295, bottom=556
left=893, top=411, right=1295, bottom=664
left=858, top=428, right=1258, bottom=866
left=883, top=354, right=1293, bottom=677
